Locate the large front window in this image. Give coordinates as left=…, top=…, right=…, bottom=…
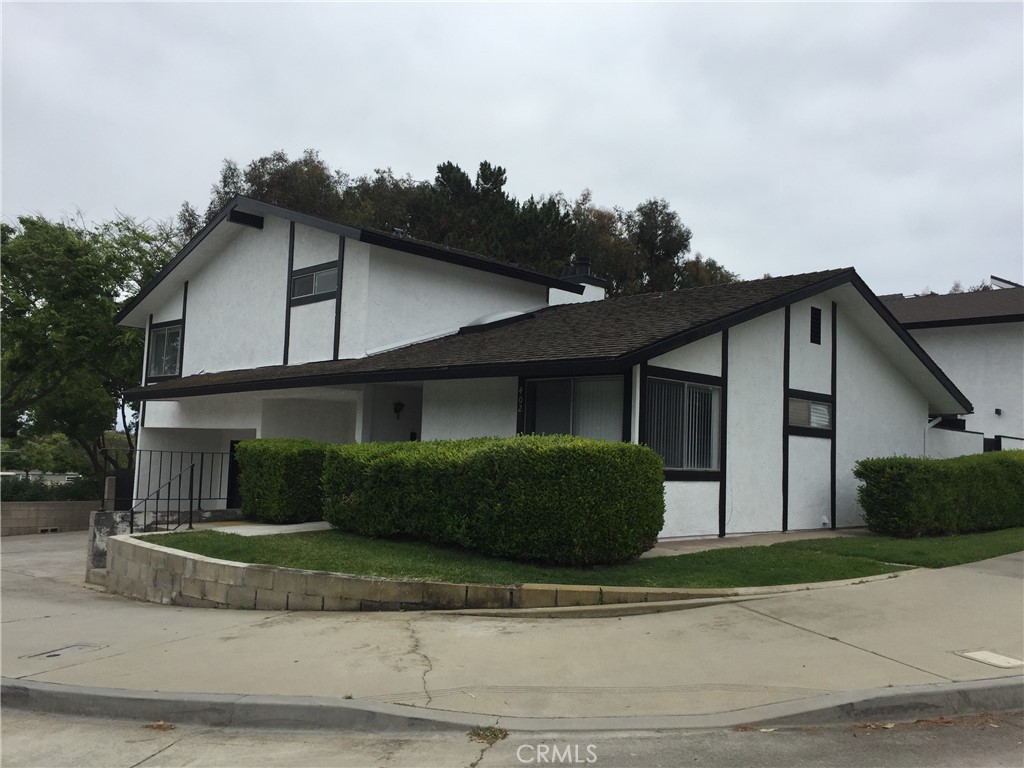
left=148, top=323, right=182, bottom=379
left=524, top=376, right=623, bottom=442
left=645, top=378, right=721, bottom=470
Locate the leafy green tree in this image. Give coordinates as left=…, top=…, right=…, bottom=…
left=1, top=215, right=179, bottom=475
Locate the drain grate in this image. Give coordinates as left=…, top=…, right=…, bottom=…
left=956, top=650, right=1024, bottom=669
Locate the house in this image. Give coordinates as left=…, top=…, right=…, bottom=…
left=116, top=197, right=971, bottom=539
left=881, top=280, right=1024, bottom=457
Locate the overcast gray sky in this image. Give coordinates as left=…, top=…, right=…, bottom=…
left=3, top=2, right=1021, bottom=295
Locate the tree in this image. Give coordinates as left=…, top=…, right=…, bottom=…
left=1, top=215, right=180, bottom=474
left=185, top=151, right=737, bottom=296
left=949, top=279, right=992, bottom=293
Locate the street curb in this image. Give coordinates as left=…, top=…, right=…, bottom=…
left=4, top=675, right=1020, bottom=732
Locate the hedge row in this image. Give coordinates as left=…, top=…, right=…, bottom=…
left=236, top=436, right=666, bottom=565
left=0, top=475, right=103, bottom=502
left=234, top=439, right=327, bottom=524
left=854, top=451, right=1024, bottom=537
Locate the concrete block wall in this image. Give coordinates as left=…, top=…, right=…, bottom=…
left=1, top=501, right=96, bottom=537
left=105, top=535, right=722, bottom=611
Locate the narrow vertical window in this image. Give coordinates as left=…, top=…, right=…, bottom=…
left=147, top=323, right=182, bottom=379
left=810, top=307, right=822, bottom=345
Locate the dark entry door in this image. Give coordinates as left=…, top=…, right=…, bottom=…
left=226, top=441, right=243, bottom=509
left=113, top=469, right=134, bottom=511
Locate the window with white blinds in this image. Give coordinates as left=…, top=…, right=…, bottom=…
left=645, top=378, right=721, bottom=471
left=789, top=397, right=832, bottom=429
left=525, top=376, right=623, bottom=442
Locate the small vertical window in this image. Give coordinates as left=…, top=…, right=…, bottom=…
left=148, top=323, right=182, bottom=379
left=810, top=307, right=822, bottom=345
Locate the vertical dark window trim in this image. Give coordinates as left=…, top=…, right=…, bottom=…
left=333, top=237, right=346, bottom=360
left=180, top=281, right=189, bottom=374
left=810, top=306, right=822, bottom=344
left=516, top=377, right=526, bottom=435
left=143, top=314, right=153, bottom=386
left=830, top=301, right=838, bottom=530
left=140, top=401, right=147, bottom=428
left=621, top=370, right=633, bottom=442
left=283, top=222, right=295, bottom=365
left=718, top=330, right=729, bottom=538
left=782, top=305, right=791, bottom=532
left=637, top=363, right=649, bottom=445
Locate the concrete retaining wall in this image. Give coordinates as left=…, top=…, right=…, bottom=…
left=1, top=501, right=97, bottom=537
left=105, top=535, right=730, bottom=611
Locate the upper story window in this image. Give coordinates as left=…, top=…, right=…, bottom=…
left=810, top=306, right=822, bottom=344
left=148, top=322, right=182, bottom=379
left=524, top=376, right=624, bottom=442
left=291, top=266, right=338, bottom=303
left=646, top=378, right=721, bottom=471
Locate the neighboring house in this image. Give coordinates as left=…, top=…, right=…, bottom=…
left=117, top=197, right=970, bottom=539
left=881, top=281, right=1024, bottom=457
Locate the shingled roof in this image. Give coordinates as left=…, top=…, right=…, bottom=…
left=127, top=268, right=860, bottom=399
left=881, top=287, right=1024, bottom=328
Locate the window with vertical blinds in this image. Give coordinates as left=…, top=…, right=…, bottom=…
left=645, top=378, right=721, bottom=470
left=525, top=376, right=623, bottom=442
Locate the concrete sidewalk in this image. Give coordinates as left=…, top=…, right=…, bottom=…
left=2, top=531, right=1022, bottom=728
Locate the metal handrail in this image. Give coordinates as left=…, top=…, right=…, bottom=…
left=129, top=462, right=196, bottom=534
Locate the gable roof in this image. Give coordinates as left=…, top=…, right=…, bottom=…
left=880, top=287, right=1024, bottom=328
left=114, top=196, right=584, bottom=326
left=125, top=267, right=972, bottom=414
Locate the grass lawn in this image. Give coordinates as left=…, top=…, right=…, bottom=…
left=769, top=527, right=1024, bottom=568
left=142, top=528, right=913, bottom=588
left=143, top=527, right=1022, bottom=590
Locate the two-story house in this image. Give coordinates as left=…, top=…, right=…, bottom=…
left=881, top=281, right=1024, bottom=457
left=117, top=197, right=971, bottom=539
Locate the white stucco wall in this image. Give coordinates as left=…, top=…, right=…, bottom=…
left=292, top=224, right=339, bottom=270
left=909, top=323, right=1023, bottom=439
left=421, top=378, right=518, bottom=440
left=360, top=246, right=547, bottom=355
left=548, top=283, right=606, bottom=305
left=788, top=298, right=833, bottom=394
left=182, top=217, right=290, bottom=374
left=925, top=427, right=985, bottom=459
left=336, top=240, right=371, bottom=359
left=144, top=396, right=263, bottom=432
left=661, top=482, right=720, bottom=538
left=288, top=300, right=336, bottom=365
left=724, top=309, right=786, bottom=534
left=260, top=399, right=357, bottom=443
left=649, top=332, right=722, bottom=376
left=787, top=436, right=832, bottom=530
left=835, top=308, right=928, bottom=527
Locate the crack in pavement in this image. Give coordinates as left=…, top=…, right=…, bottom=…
left=736, top=602, right=953, bottom=682
left=405, top=618, right=434, bottom=707
left=128, top=736, right=183, bottom=768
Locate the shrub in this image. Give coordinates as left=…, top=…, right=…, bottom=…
left=0, top=475, right=103, bottom=502
left=234, top=439, right=328, bottom=524
left=854, top=451, right=1024, bottom=537
left=322, top=435, right=665, bottom=566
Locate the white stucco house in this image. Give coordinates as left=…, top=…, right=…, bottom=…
left=116, top=196, right=973, bottom=539
left=881, top=280, right=1024, bottom=458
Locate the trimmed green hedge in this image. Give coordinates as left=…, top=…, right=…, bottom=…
left=234, top=439, right=327, bottom=524
left=854, top=451, right=1024, bottom=537
left=0, top=475, right=103, bottom=502
left=322, top=435, right=666, bottom=566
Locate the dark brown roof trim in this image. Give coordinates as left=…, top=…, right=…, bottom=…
left=902, top=314, right=1024, bottom=330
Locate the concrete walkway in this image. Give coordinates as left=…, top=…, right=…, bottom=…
left=2, top=531, right=1022, bottom=727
